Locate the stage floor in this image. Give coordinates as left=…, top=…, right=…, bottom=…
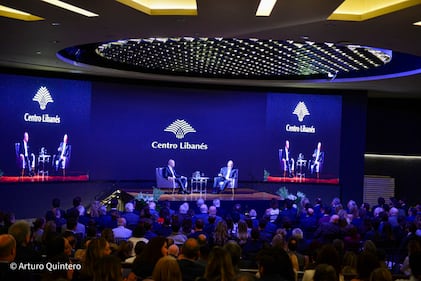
left=127, top=188, right=281, bottom=202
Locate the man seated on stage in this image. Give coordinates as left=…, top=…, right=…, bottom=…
left=310, top=141, right=324, bottom=179
left=54, top=134, right=71, bottom=174
left=18, top=131, right=35, bottom=176
left=163, top=159, right=189, bottom=194
left=280, top=140, right=294, bottom=177
left=213, top=160, right=238, bottom=194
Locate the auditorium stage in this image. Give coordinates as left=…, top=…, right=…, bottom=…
left=125, top=188, right=281, bottom=202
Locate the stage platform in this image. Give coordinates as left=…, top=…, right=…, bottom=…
left=125, top=188, right=281, bottom=202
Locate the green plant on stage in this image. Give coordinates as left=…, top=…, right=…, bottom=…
left=275, top=186, right=306, bottom=208
left=263, top=170, right=270, bottom=181
left=135, top=187, right=164, bottom=204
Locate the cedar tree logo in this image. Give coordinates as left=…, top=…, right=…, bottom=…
left=33, top=86, right=54, bottom=110
left=293, top=101, right=310, bottom=122
left=164, top=119, right=196, bottom=139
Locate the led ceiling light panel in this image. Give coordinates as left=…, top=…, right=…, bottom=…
left=93, top=37, right=392, bottom=79
left=414, top=21, right=421, bottom=25
left=41, top=0, right=99, bottom=17
left=0, top=5, right=44, bottom=21
left=256, top=0, right=277, bottom=16
left=328, top=0, right=421, bottom=21
left=116, top=0, right=197, bottom=15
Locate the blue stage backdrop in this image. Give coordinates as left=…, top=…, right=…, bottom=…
left=0, top=73, right=342, bottom=184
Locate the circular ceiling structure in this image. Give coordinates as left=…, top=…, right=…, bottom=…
left=58, top=37, right=421, bottom=82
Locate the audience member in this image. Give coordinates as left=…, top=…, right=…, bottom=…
left=178, top=238, right=205, bottom=281
left=152, top=256, right=182, bottom=281
left=113, top=217, right=133, bottom=239
left=256, top=247, right=295, bottom=281
left=204, top=246, right=236, bottom=281
left=131, top=236, right=168, bottom=279
left=73, top=237, right=112, bottom=281
left=8, top=220, right=41, bottom=263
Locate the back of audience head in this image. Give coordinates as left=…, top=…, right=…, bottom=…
left=101, top=228, right=115, bottom=243
left=314, top=264, right=338, bottom=281
left=233, top=272, right=257, bottom=281
left=133, top=240, right=146, bottom=256
left=8, top=220, right=31, bottom=246
left=179, top=202, right=189, bottom=215
left=363, top=240, right=377, bottom=255
left=125, top=202, right=134, bottom=213
left=182, top=238, right=200, bottom=260
left=224, top=240, right=242, bottom=269
left=209, top=205, right=217, bottom=216
left=369, top=268, right=392, bottom=281
left=152, top=256, right=182, bottom=281
left=314, top=244, right=342, bottom=279
left=213, top=198, right=221, bottom=208
left=357, top=252, right=381, bottom=281
left=139, top=236, right=168, bottom=264
left=197, top=198, right=204, bottom=208
left=93, top=254, right=124, bottom=281
left=0, top=234, right=16, bottom=262
left=205, top=246, right=235, bottom=281
left=256, top=247, right=295, bottom=281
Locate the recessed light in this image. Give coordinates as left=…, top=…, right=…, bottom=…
left=116, top=0, right=197, bottom=16
left=256, top=0, right=277, bottom=16
left=41, top=0, right=98, bottom=17
left=0, top=4, right=44, bottom=21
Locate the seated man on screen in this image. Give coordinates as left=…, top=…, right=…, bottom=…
left=280, top=140, right=294, bottom=177
left=213, top=160, right=238, bottom=194
left=18, top=131, right=35, bottom=176
left=163, top=159, right=189, bottom=194
left=54, top=134, right=71, bottom=174
left=310, top=141, right=324, bottom=179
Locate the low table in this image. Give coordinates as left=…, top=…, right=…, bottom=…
left=190, top=177, right=209, bottom=194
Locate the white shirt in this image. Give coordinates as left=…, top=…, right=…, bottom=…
left=112, top=226, right=133, bottom=239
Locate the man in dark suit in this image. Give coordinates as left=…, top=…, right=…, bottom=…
left=310, top=141, right=324, bottom=178
left=54, top=134, right=71, bottom=173
left=18, top=131, right=35, bottom=176
left=212, top=160, right=238, bottom=193
left=163, top=159, right=188, bottom=194
left=279, top=140, right=294, bottom=177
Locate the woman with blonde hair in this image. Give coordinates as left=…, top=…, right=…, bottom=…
left=151, top=256, right=182, bottom=281
left=213, top=221, right=229, bottom=247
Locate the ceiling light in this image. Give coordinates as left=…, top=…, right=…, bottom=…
left=0, top=4, right=44, bottom=21
left=116, top=0, right=197, bottom=16
left=328, top=0, right=421, bottom=21
left=256, top=0, right=277, bottom=16
left=414, top=21, right=421, bottom=26
left=41, top=0, right=98, bottom=17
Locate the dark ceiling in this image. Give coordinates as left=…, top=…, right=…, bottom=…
left=1, top=0, right=421, bottom=98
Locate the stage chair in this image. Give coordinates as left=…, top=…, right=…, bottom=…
left=155, top=167, right=177, bottom=194
left=226, top=169, right=239, bottom=195
left=15, top=142, right=35, bottom=177
left=53, top=145, right=72, bottom=176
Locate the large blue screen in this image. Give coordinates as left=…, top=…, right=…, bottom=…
left=0, top=74, right=341, bottom=184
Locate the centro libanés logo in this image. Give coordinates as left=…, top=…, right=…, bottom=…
left=293, top=101, right=310, bottom=122
left=164, top=119, right=196, bottom=139
left=33, top=86, right=54, bottom=110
